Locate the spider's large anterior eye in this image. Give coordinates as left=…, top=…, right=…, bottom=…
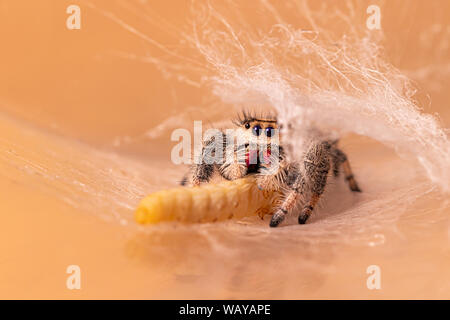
left=265, top=127, right=274, bottom=137
left=252, top=125, right=262, bottom=136
left=244, top=123, right=250, bottom=129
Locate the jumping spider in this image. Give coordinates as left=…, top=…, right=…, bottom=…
left=182, top=112, right=361, bottom=227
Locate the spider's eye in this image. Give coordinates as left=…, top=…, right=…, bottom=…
left=252, top=125, right=262, bottom=136
left=265, top=127, right=274, bottom=137
left=244, top=123, right=250, bottom=129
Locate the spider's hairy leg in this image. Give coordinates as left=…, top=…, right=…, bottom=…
left=179, top=172, right=189, bottom=186
left=331, top=146, right=362, bottom=192
left=189, top=133, right=224, bottom=186
left=268, top=162, right=303, bottom=227
left=331, top=146, right=345, bottom=177
left=190, top=162, right=214, bottom=186
left=298, top=193, right=321, bottom=224
left=297, top=141, right=331, bottom=225
left=342, top=160, right=362, bottom=192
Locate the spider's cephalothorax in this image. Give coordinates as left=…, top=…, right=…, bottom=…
left=182, top=111, right=361, bottom=227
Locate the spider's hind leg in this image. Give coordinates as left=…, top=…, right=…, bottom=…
left=330, top=146, right=361, bottom=192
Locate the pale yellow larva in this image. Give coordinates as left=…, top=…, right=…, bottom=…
left=135, top=177, right=280, bottom=224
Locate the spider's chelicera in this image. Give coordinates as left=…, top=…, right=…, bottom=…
left=181, top=111, right=361, bottom=227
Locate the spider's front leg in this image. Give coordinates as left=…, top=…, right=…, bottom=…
left=269, top=171, right=305, bottom=227
left=297, top=142, right=331, bottom=224
left=188, top=134, right=224, bottom=186
left=190, top=162, right=215, bottom=186
left=270, top=141, right=331, bottom=227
